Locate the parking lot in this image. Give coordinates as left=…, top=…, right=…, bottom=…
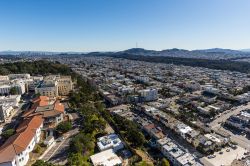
left=201, top=146, right=247, bottom=166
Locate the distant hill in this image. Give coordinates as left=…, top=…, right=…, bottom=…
left=1, top=48, right=250, bottom=60
left=113, top=48, right=250, bottom=60
left=241, top=49, right=250, bottom=52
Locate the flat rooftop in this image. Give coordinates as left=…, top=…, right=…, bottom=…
left=90, top=149, right=122, bottom=166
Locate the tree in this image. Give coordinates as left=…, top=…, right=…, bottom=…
left=135, top=161, right=154, bottom=166
left=67, top=153, right=90, bottom=166
left=127, top=128, right=146, bottom=147
left=56, top=121, right=72, bottom=133
left=32, top=160, right=55, bottom=166
left=161, top=158, right=170, bottom=166
left=1, top=129, right=15, bottom=139
left=69, top=133, right=95, bottom=155
left=9, top=87, right=18, bottom=95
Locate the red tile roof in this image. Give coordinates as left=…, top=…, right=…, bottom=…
left=54, top=101, right=64, bottom=113
left=0, top=116, right=43, bottom=163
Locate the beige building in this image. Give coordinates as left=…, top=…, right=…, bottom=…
left=35, top=75, right=72, bottom=97
left=57, top=76, right=73, bottom=96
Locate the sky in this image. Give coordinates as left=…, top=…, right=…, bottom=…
left=0, top=0, right=250, bottom=52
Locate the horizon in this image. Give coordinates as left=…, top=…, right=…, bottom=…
left=0, top=0, right=250, bottom=51
left=0, top=47, right=250, bottom=53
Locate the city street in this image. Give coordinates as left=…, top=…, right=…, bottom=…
left=209, top=102, right=250, bottom=129
left=209, top=102, right=250, bottom=150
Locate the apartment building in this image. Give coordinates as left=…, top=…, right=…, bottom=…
left=139, top=88, right=158, bottom=102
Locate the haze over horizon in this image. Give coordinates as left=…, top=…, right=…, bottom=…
left=0, top=0, right=250, bottom=52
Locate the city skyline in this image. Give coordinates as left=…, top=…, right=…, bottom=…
left=0, top=0, right=250, bottom=52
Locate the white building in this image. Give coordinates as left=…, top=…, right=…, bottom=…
left=97, top=134, right=124, bottom=152
left=0, top=85, right=11, bottom=95
left=0, top=104, right=14, bottom=122
left=35, top=80, right=58, bottom=97
left=0, top=82, right=25, bottom=95
left=11, top=80, right=26, bottom=95
left=157, top=137, right=202, bottom=166
left=135, top=75, right=149, bottom=83
left=0, top=76, right=9, bottom=81
left=139, top=88, right=158, bottom=102
left=0, top=116, right=43, bottom=166
left=90, top=149, right=122, bottom=166
left=8, top=74, right=30, bottom=80
left=176, top=123, right=193, bottom=139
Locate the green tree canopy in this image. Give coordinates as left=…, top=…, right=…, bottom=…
left=161, top=158, right=170, bottom=166
left=9, top=87, right=18, bottom=95
left=32, top=160, right=55, bottom=166
left=56, top=121, right=72, bottom=133
left=1, top=129, right=15, bottom=140
left=67, top=153, right=90, bottom=166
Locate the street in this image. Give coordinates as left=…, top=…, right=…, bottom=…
left=40, top=128, right=79, bottom=164
left=209, top=102, right=250, bottom=150
left=209, top=102, right=250, bottom=129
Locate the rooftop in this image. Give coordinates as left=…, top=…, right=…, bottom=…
left=90, top=149, right=122, bottom=166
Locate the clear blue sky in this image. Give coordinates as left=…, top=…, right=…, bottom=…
left=0, top=0, right=249, bottom=52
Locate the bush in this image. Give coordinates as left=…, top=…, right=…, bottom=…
left=56, top=121, right=72, bottom=133
left=160, top=158, right=170, bottom=166
left=1, top=129, right=15, bottom=139
left=67, top=153, right=90, bottom=166
left=33, top=144, right=42, bottom=153
left=32, top=160, right=55, bottom=166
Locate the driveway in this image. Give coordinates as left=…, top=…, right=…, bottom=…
left=40, top=128, right=79, bottom=163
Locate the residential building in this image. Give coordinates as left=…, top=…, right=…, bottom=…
left=97, top=134, right=124, bottom=152
left=0, top=116, right=43, bottom=166
left=139, top=88, right=158, bottom=102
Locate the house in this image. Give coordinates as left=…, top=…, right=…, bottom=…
left=195, top=135, right=215, bottom=154
left=175, top=123, right=193, bottom=139
left=156, top=137, right=202, bottom=166
left=0, top=116, right=43, bottom=166
left=97, top=134, right=124, bottom=152
left=143, top=123, right=165, bottom=140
